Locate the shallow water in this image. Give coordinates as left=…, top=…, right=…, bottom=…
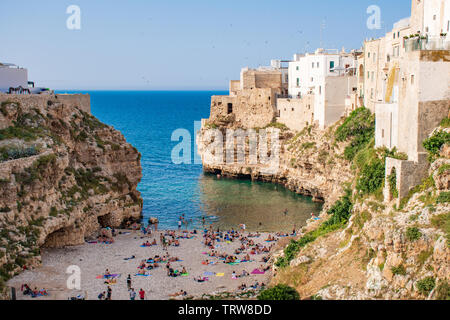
left=58, top=91, right=323, bottom=231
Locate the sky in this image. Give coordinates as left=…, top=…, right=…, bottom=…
left=0, top=0, right=412, bottom=90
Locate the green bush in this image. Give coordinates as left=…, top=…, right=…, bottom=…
left=335, top=107, right=375, bottom=161
left=356, top=158, right=385, bottom=195
left=258, top=284, right=300, bottom=300
left=440, top=117, right=450, bottom=128
left=437, top=192, right=450, bottom=203
left=416, top=277, right=435, bottom=296
left=406, top=227, right=422, bottom=242
left=275, top=190, right=353, bottom=268
left=423, top=130, right=450, bottom=161
left=391, top=265, right=407, bottom=276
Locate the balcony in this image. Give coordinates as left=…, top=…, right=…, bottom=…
left=404, top=36, right=450, bottom=52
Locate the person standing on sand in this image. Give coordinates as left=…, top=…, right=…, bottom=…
left=127, top=274, right=132, bottom=290
left=129, top=288, right=136, bottom=300
left=139, top=288, right=145, bottom=300
left=106, top=286, right=112, bottom=300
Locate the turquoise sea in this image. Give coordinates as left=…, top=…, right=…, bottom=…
left=59, top=91, right=322, bottom=231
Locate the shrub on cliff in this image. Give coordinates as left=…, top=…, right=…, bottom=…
left=275, top=190, right=353, bottom=268
left=355, top=158, right=385, bottom=196
left=423, top=130, right=450, bottom=162
left=416, top=277, right=435, bottom=296
left=335, top=107, right=375, bottom=161
left=258, top=284, right=300, bottom=300
left=406, top=227, right=422, bottom=241
left=324, top=189, right=353, bottom=226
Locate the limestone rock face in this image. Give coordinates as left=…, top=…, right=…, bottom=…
left=0, top=96, right=143, bottom=280
left=197, top=124, right=353, bottom=207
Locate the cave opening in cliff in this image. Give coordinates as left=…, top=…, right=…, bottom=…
left=97, top=214, right=113, bottom=228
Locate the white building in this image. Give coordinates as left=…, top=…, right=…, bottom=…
left=287, top=48, right=358, bottom=129
left=0, top=63, right=28, bottom=93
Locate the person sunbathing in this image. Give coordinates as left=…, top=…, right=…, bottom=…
left=168, top=256, right=179, bottom=262
left=138, top=269, right=147, bottom=276
left=194, top=276, right=207, bottom=283
left=169, top=290, right=187, bottom=297
left=181, top=267, right=187, bottom=274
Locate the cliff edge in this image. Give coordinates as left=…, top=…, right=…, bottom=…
left=0, top=94, right=143, bottom=294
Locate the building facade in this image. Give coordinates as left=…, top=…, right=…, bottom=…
left=365, top=0, right=450, bottom=204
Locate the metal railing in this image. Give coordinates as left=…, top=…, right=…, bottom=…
left=404, top=37, right=450, bottom=52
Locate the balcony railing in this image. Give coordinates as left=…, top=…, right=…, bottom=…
left=404, top=37, right=450, bottom=52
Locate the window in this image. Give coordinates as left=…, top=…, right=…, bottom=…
left=371, top=88, right=374, bottom=99
left=311, top=77, right=314, bottom=82
left=296, top=66, right=299, bottom=71
left=393, top=33, right=396, bottom=39
left=368, top=52, right=371, bottom=58
left=382, top=129, right=384, bottom=138
left=297, top=78, right=300, bottom=86
left=312, top=62, right=314, bottom=68
left=292, top=108, right=295, bottom=111
left=227, top=103, right=233, bottom=114
left=433, top=15, right=436, bottom=21
left=367, top=71, right=370, bottom=79
left=317, top=62, right=319, bottom=68
left=330, top=61, right=335, bottom=70
left=319, top=86, right=322, bottom=95
left=411, top=74, right=415, bottom=85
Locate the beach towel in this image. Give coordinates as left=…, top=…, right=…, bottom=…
left=251, top=269, right=265, bottom=275
left=215, top=273, right=224, bottom=277
left=204, top=272, right=215, bottom=276
left=181, top=273, right=189, bottom=276
left=135, top=274, right=151, bottom=277
left=96, top=274, right=120, bottom=279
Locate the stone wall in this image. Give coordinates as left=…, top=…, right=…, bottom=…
left=0, top=93, right=90, bottom=113
left=209, top=88, right=278, bottom=129
left=0, top=93, right=90, bottom=130
left=384, top=153, right=430, bottom=206
left=240, top=69, right=283, bottom=90
left=277, top=96, right=315, bottom=131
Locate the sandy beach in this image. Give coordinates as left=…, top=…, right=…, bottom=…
left=7, top=228, right=283, bottom=300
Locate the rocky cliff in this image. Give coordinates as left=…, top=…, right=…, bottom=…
left=198, top=107, right=449, bottom=300
left=0, top=95, right=143, bottom=293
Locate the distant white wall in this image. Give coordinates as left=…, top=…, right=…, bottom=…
left=0, top=67, right=28, bottom=91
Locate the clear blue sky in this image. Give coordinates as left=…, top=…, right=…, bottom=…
left=0, top=0, right=411, bottom=90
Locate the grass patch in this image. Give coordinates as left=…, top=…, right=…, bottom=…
left=416, top=277, right=435, bottom=296
left=391, top=265, right=407, bottom=276
left=431, top=212, right=450, bottom=247
left=406, top=227, right=422, bottom=242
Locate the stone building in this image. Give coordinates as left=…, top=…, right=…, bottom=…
left=207, top=62, right=286, bottom=129
left=364, top=0, right=450, bottom=205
